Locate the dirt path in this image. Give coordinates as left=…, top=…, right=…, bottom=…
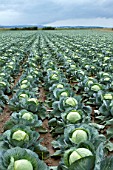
left=0, top=105, right=11, bottom=133
left=41, top=119, right=60, bottom=166
left=39, top=87, right=60, bottom=166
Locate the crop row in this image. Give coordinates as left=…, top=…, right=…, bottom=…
left=0, top=31, right=49, bottom=170
left=0, top=30, right=113, bottom=170
left=38, top=31, right=113, bottom=170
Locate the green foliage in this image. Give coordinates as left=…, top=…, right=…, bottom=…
left=0, top=147, right=49, bottom=170
left=42, top=26, right=56, bottom=30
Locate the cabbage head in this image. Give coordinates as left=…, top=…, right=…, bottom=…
left=91, top=84, right=101, bottom=91
left=71, top=129, right=88, bottom=144
left=66, top=110, right=81, bottom=123
left=12, top=130, right=29, bottom=141
left=22, top=112, right=33, bottom=121
left=14, top=159, right=33, bottom=170
left=104, top=94, right=112, bottom=100
left=57, top=84, right=64, bottom=88
left=69, top=148, right=93, bottom=165
left=65, top=97, right=78, bottom=107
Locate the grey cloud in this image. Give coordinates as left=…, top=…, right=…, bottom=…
left=0, top=0, right=113, bottom=25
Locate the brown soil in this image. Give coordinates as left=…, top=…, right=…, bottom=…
left=39, top=87, right=46, bottom=102
left=69, top=79, right=78, bottom=84
left=0, top=105, right=11, bottom=134
left=91, top=106, right=96, bottom=123
left=39, top=87, right=60, bottom=166
left=94, top=28, right=113, bottom=32
left=14, top=73, right=22, bottom=86
left=40, top=119, right=60, bottom=166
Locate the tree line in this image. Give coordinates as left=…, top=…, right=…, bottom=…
left=11, top=27, right=38, bottom=30
left=10, top=26, right=56, bottom=30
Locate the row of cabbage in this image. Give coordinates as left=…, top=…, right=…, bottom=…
left=0, top=31, right=49, bottom=170
left=0, top=30, right=113, bottom=169
left=38, top=31, right=113, bottom=170
left=44, top=30, right=113, bottom=126
left=0, top=31, right=37, bottom=112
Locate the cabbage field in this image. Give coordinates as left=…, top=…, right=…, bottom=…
left=0, top=30, right=113, bottom=170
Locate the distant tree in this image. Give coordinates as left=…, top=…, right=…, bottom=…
left=10, top=27, right=38, bottom=30
left=42, top=26, right=55, bottom=30
left=32, top=26, right=38, bottom=30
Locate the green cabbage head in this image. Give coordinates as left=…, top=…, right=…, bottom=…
left=20, top=84, right=28, bottom=89
left=69, top=148, right=93, bottom=165
left=27, top=75, right=33, bottom=79
left=21, top=80, right=28, bottom=84
left=66, top=111, right=81, bottom=123
left=104, top=77, right=110, bottom=81
left=19, top=94, right=28, bottom=99
left=0, top=81, right=6, bottom=86
left=71, top=129, right=88, bottom=144
left=12, top=130, right=29, bottom=141
left=65, top=97, right=78, bottom=107
left=27, top=98, right=39, bottom=105
left=22, top=112, right=33, bottom=121
left=57, top=84, right=64, bottom=88
left=104, top=94, right=112, bottom=100
left=51, top=74, right=59, bottom=80
left=91, top=84, right=101, bottom=91
left=14, top=159, right=33, bottom=170
left=87, top=80, right=93, bottom=86
left=70, top=65, right=76, bottom=69
left=60, top=92, right=68, bottom=97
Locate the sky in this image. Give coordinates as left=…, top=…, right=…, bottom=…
left=0, top=0, right=113, bottom=27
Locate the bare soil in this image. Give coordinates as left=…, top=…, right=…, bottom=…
left=39, top=87, right=60, bottom=166
left=0, top=105, right=11, bottom=133
left=91, top=106, right=96, bottom=123
left=40, top=119, right=60, bottom=166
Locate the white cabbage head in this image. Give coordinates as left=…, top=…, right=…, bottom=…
left=12, top=130, right=29, bottom=141
left=71, top=129, right=88, bottom=144
left=69, top=148, right=93, bottom=165
left=65, top=97, right=78, bottom=107
left=22, top=113, right=33, bottom=121
left=14, top=159, right=33, bottom=170
left=66, top=111, right=81, bottom=123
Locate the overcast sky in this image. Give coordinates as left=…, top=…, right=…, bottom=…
left=0, top=0, right=113, bottom=27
